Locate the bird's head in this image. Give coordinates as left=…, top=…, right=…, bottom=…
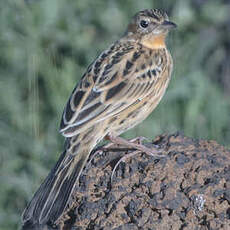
left=125, top=9, right=177, bottom=49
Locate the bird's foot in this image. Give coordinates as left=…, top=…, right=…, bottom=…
left=86, top=135, right=163, bottom=179
left=106, top=134, right=161, bottom=157
left=106, top=134, right=165, bottom=182
left=126, top=136, right=150, bottom=144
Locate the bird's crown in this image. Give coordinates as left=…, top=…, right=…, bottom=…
left=137, top=9, right=169, bottom=22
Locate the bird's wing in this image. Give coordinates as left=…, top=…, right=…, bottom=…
left=60, top=42, right=164, bottom=137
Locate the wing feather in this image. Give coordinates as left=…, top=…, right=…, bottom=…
left=60, top=42, right=164, bottom=137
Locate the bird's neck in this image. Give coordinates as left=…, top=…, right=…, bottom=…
left=141, top=34, right=166, bottom=49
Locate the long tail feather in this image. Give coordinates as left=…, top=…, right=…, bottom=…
left=22, top=139, right=92, bottom=228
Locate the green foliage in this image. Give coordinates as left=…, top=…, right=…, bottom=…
left=0, top=0, right=230, bottom=229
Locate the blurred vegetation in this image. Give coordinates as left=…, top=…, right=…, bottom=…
left=0, top=0, right=230, bottom=229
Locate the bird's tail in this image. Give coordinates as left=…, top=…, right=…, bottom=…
left=22, top=135, right=96, bottom=229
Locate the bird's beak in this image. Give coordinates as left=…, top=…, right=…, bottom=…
left=160, top=20, right=177, bottom=30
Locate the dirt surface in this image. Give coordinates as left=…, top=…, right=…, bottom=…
left=28, top=133, right=230, bottom=230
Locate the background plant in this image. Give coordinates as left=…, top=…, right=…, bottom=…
left=0, top=0, right=230, bottom=229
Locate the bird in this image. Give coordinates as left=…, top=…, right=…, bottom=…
left=22, top=9, right=176, bottom=228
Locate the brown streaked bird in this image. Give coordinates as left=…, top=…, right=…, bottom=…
left=22, top=9, right=176, bottom=228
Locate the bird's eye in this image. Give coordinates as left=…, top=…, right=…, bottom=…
left=140, top=20, right=149, bottom=28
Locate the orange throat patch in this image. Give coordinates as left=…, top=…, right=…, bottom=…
left=141, top=34, right=166, bottom=49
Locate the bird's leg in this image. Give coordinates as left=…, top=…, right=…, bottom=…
left=109, top=135, right=164, bottom=182
left=85, top=140, right=134, bottom=171
left=126, top=136, right=150, bottom=145
left=106, top=134, right=161, bottom=157
left=99, top=135, right=144, bottom=152
left=124, top=136, right=161, bottom=149
left=86, top=135, right=162, bottom=173
left=111, top=150, right=140, bottom=182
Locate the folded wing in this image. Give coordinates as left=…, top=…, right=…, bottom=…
left=60, top=42, right=161, bottom=137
